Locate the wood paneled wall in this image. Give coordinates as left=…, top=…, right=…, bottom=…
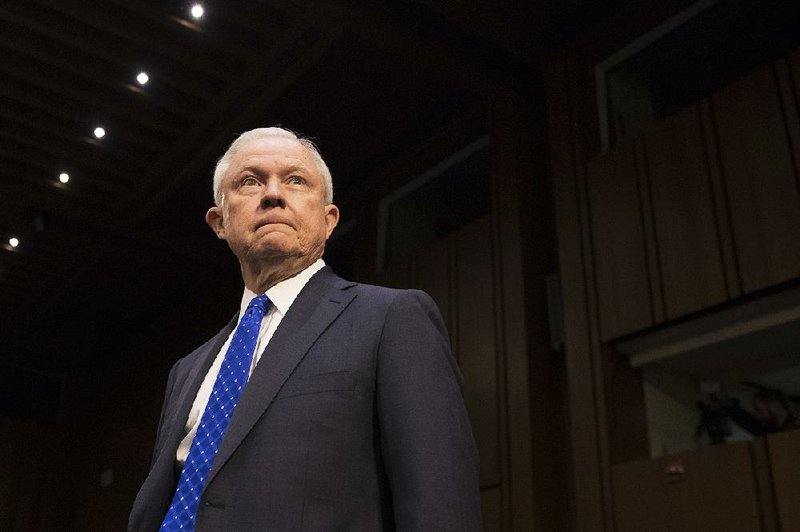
left=712, top=60, right=800, bottom=294
left=612, top=432, right=800, bottom=532
left=547, top=9, right=800, bottom=531
left=547, top=51, right=628, bottom=531
left=587, top=56, right=800, bottom=341
left=644, top=105, right=730, bottom=317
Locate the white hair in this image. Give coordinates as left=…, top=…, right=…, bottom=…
left=212, top=127, right=333, bottom=206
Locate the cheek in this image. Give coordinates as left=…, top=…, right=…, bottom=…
left=310, top=216, right=331, bottom=239
left=225, top=217, right=252, bottom=244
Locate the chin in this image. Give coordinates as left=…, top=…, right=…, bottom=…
left=259, top=239, right=315, bottom=260
left=248, top=245, right=298, bottom=261
left=247, top=232, right=295, bottom=252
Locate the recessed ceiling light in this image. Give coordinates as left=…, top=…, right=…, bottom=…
left=136, top=72, right=149, bottom=85
left=190, top=4, right=204, bottom=19
left=94, top=127, right=106, bottom=139
left=59, top=172, right=70, bottom=184
left=9, top=237, right=19, bottom=248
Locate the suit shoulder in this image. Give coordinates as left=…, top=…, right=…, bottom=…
left=345, top=281, right=434, bottom=307
left=321, top=268, right=433, bottom=305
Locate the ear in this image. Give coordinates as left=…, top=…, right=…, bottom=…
left=205, top=206, right=226, bottom=240
left=324, top=204, right=340, bottom=238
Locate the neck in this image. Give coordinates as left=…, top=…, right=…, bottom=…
left=239, top=255, right=318, bottom=295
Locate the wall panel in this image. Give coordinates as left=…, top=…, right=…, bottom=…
left=711, top=63, right=800, bottom=293
left=644, top=105, right=728, bottom=318
left=586, top=142, right=653, bottom=339
left=613, top=443, right=763, bottom=532
left=784, top=50, right=800, bottom=180
left=480, top=486, right=503, bottom=532
left=547, top=54, right=609, bottom=531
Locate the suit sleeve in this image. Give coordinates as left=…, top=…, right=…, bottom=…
left=376, top=290, right=483, bottom=531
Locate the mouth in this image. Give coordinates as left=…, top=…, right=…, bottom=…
left=254, top=219, right=293, bottom=230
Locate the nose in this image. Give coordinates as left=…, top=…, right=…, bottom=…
left=259, top=177, right=285, bottom=209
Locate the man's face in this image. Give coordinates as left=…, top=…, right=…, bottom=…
left=205, top=136, right=339, bottom=265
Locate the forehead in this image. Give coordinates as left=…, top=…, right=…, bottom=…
left=226, top=137, right=318, bottom=177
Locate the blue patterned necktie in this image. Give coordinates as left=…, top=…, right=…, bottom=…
left=160, top=294, right=270, bottom=531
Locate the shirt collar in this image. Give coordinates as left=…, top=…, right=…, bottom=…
left=239, top=259, right=326, bottom=319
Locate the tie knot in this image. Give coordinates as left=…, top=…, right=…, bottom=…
left=248, top=294, right=269, bottom=314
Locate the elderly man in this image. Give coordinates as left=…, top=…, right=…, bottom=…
left=129, top=127, right=482, bottom=531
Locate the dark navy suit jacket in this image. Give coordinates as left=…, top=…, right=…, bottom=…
left=129, top=267, right=482, bottom=531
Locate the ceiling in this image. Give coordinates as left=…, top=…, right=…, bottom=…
left=0, top=0, right=623, bottom=377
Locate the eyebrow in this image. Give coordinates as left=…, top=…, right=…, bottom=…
left=238, top=164, right=310, bottom=175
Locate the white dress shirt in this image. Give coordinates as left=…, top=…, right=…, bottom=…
left=176, top=259, right=326, bottom=465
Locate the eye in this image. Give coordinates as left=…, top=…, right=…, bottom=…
left=241, top=176, right=260, bottom=186
left=288, top=175, right=306, bottom=185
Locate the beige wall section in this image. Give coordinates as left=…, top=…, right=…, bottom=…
left=642, top=367, right=757, bottom=458
left=642, top=366, right=698, bottom=457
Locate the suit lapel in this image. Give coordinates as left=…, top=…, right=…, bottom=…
left=207, top=268, right=356, bottom=484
